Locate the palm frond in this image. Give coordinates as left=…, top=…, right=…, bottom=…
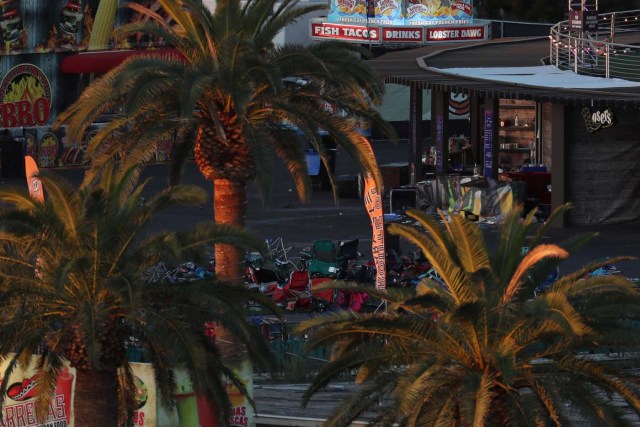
left=503, top=244, right=568, bottom=303
left=448, top=214, right=491, bottom=274
left=529, top=202, right=572, bottom=247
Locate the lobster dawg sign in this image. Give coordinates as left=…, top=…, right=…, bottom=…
left=0, top=64, right=52, bottom=128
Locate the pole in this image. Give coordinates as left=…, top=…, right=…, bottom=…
left=574, top=38, right=578, bottom=73
left=605, top=43, right=610, bottom=78
left=366, top=0, right=374, bottom=50
left=408, top=84, right=423, bottom=184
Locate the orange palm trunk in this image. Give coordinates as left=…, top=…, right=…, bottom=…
left=213, top=178, right=247, bottom=285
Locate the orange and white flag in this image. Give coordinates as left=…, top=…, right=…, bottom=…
left=363, top=172, right=386, bottom=291
left=24, top=155, right=44, bottom=202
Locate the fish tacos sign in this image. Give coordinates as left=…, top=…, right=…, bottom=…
left=0, top=64, right=52, bottom=128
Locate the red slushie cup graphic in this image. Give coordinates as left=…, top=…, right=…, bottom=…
left=54, top=367, right=74, bottom=424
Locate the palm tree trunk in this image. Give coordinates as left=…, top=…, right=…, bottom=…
left=74, top=368, right=119, bottom=427
left=212, top=178, right=253, bottom=426
left=213, top=178, right=247, bottom=285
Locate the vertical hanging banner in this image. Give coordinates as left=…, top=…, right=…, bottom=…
left=483, top=110, right=494, bottom=177
left=25, top=155, right=44, bottom=202
left=130, top=363, right=157, bottom=427
left=435, top=115, right=444, bottom=173
left=363, top=172, right=386, bottom=291
left=227, top=359, right=254, bottom=427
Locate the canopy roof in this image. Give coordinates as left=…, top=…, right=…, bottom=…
left=369, top=37, right=640, bottom=107
left=434, top=65, right=640, bottom=89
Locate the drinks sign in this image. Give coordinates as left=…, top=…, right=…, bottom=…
left=0, top=64, right=52, bottom=128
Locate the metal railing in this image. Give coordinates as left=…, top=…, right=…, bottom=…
left=550, top=9, right=640, bottom=81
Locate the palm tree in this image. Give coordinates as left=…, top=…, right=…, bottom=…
left=0, top=163, right=277, bottom=427
left=297, top=205, right=640, bottom=426
left=55, top=0, right=395, bottom=283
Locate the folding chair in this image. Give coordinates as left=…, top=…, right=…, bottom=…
left=308, top=239, right=338, bottom=278
left=310, top=277, right=336, bottom=304
left=288, top=270, right=310, bottom=292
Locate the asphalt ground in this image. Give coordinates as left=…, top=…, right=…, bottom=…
left=2, top=139, right=639, bottom=280
left=2, top=142, right=640, bottom=424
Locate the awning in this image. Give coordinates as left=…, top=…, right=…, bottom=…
left=61, top=48, right=184, bottom=74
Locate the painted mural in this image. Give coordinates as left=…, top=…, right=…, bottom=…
left=0, top=1, right=172, bottom=168
left=0, top=1, right=167, bottom=55
left=328, top=0, right=473, bottom=26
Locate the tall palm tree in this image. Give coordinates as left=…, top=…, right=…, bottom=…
left=297, top=205, right=640, bottom=426
left=0, top=163, right=277, bottom=427
left=55, top=0, right=395, bottom=283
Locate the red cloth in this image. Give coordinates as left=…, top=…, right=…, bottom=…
left=311, top=278, right=334, bottom=303
left=500, top=172, right=551, bottom=204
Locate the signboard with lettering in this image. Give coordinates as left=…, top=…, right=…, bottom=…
left=582, top=107, right=615, bottom=133
left=0, top=357, right=158, bottom=427
left=583, top=10, right=598, bottom=32
left=569, top=9, right=598, bottom=32
left=569, top=10, right=583, bottom=31
left=364, top=172, right=386, bottom=291
left=311, top=20, right=488, bottom=43
left=381, top=27, right=424, bottom=43
left=425, top=26, right=485, bottom=41
left=0, top=64, right=52, bottom=128
left=311, top=22, right=380, bottom=42
left=226, top=360, right=254, bottom=427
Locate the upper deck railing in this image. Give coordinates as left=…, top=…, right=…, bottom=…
left=549, top=9, right=640, bottom=81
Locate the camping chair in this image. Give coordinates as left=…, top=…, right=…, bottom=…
left=336, top=239, right=360, bottom=279
left=310, top=277, right=336, bottom=310
left=288, top=270, right=310, bottom=292
left=308, top=239, right=338, bottom=278
left=337, top=239, right=359, bottom=259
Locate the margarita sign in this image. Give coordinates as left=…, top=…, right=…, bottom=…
left=0, top=64, right=52, bottom=128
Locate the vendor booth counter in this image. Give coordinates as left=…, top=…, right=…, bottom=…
left=387, top=174, right=515, bottom=220
left=0, top=123, right=179, bottom=175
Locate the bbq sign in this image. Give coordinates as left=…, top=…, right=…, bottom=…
left=0, top=64, right=52, bottom=128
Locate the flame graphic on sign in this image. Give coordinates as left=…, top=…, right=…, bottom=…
left=3, top=76, right=45, bottom=104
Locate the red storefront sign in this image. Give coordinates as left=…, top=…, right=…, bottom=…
left=381, top=27, right=424, bottom=43
left=425, top=26, right=485, bottom=41
left=310, top=19, right=488, bottom=44
left=0, top=64, right=52, bottom=128
left=311, top=22, right=380, bottom=42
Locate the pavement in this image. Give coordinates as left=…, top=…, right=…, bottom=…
left=2, top=141, right=640, bottom=424
left=2, top=139, right=640, bottom=279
